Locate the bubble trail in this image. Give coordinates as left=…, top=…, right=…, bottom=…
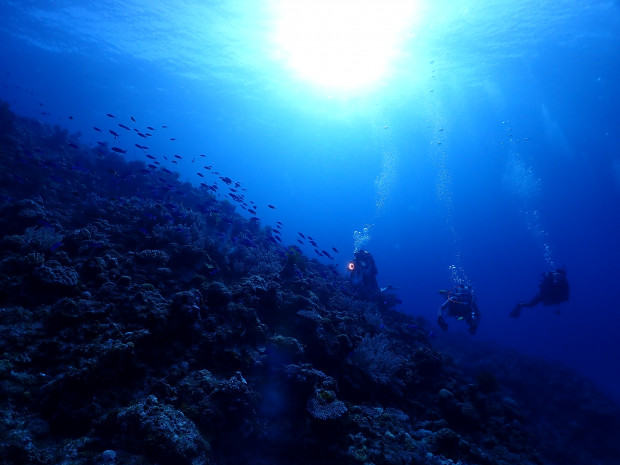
left=503, top=136, right=556, bottom=270
left=352, top=117, right=400, bottom=253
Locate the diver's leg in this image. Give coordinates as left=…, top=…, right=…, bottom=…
left=509, top=302, right=523, bottom=318
left=437, top=305, right=449, bottom=331
left=525, top=294, right=542, bottom=307
left=468, top=307, right=480, bottom=333
left=510, top=293, right=541, bottom=318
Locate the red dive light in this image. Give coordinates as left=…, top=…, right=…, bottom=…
left=348, top=262, right=355, bottom=271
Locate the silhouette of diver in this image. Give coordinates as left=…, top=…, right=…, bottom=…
left=510, top=268, right=569, bottom=318
left=349, top=249, right=379, bottom=298
left=348, top=250, right=401, bottom=308
left=437, top=284, right=481, bottom=335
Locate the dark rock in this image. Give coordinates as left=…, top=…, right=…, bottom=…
left=112, top=395, right=211, bottom=464
left=203, top=281, right=232, bottom=308
left=169, top=289, right=203, bottom=331
left=32, top=260, right=79, bottom=297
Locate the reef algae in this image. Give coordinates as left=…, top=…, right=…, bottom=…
left=0, top=101, right=619, bottom=464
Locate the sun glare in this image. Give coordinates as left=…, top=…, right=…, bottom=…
left=272, top=0, right=420, bottom=91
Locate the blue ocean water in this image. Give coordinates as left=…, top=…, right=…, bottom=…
left=1, top=0, right=619, bottom=404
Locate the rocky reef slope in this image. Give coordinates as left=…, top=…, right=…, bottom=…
left=1, top=101, right=619, bottom=465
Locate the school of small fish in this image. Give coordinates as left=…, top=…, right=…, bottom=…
left=1, top=80, right=341, bottom=263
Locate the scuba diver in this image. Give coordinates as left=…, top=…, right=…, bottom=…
left=348, top=249, right=380, bottom=298
left=510, top=268, right=569, bottom=318
left=437, top=284, right=481, bottom=335
left=348, top=249, right=401, bottom=308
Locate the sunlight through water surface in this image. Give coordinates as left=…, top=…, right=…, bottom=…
left=270, top=0, right=422, bottom=91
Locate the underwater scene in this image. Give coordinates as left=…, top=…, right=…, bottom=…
left=1, top=1, right=619, bottom=464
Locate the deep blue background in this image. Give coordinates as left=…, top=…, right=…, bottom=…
left=1, top=0, right=619, bottom=402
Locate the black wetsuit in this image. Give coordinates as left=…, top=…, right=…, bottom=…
left=350, top=250, right=379, bottom=298
left=511, top=270, right=569, bottom=317
left=438, top=286, right=481, bottom=334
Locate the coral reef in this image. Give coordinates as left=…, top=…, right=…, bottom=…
left=1, top=100, right=619, bottom=464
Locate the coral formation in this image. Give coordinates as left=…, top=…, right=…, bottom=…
left=1, top=100, right=619, bottom=464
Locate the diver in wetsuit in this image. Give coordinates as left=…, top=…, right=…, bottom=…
left=510, top=268, right=569, bottom=318
left=437, top=284, right=481, bottom=335
left=349, top=249, right=380, bottom=299
left=348, top=249, right=401, bottom=310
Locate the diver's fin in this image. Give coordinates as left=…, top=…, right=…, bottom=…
left=380, top=285, right=398, bottom=292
